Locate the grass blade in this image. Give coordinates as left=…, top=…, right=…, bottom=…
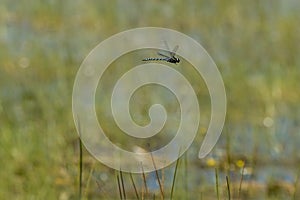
left=84, top=161, right=95, bottom=197
left=141, top=163, right=148, bottom=199
left=120, top=170, right=126, bottom=199
left=116, top=174, right=123, bottom=200
left=293, top=168, right=300, bottom=200
left=130, top=172, right=140, bottom=200
left=238, top=164, right=245, bottom=199
left=170, top=156, right=180, bottom=199
left=76, top=116, right=83, bottom=200
left=150, top=153, right=164, bottom=199
left=95, top=179, right=109, bottom=199
left=79, top=138, right=83, bottom=200
left=215, top=168, right=220, bottom=200
left=184, top=152, right=188, bottom=199
left=226, top=175, right=231, bottom=200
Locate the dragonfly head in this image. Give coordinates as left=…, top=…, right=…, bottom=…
left=175, top=57, right=180, bottom=63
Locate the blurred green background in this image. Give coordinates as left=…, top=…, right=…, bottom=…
left=0, top=0, right=299, bottom=199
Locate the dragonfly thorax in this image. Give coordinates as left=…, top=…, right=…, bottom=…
left=174, top=57, right=180, bottom=63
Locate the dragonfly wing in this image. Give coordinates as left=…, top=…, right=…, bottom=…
left=163, top=40, right=170, bottom=51
left=170, top=45, right=179, bottom=57
left=157, top=52, right=171, bottom=58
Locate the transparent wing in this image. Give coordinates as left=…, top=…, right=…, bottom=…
left=157, top=52, right=171, bottom=58
left=170, top=45, right=179, bottom=57
left=163, top=40, right=170, bottom=51
left=158, top=40, right=179, bottom=57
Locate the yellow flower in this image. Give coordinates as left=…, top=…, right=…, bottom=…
left=236, top=160, right=245, bottom=168
left=206, top=158, right=216, bottom=167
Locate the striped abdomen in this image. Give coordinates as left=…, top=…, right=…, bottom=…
left=142, top=58, right=168, bottom=61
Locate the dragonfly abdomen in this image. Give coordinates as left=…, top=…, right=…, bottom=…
left=142, top=57, right=167, bottom=61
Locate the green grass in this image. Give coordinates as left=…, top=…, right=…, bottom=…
left=1, top=0, right=300, bottom=199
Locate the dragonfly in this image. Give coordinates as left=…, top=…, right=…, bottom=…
left=142, top=44, right=180, bottom=64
